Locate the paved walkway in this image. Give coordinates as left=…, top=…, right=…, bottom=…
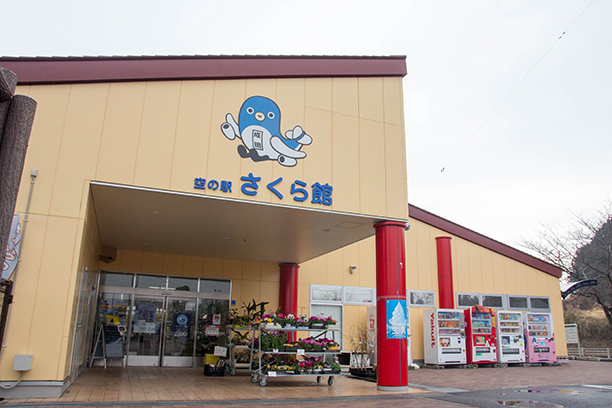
left=2, top=360, right=611, bottom=407
left=409, top=359, right=612, bottom=392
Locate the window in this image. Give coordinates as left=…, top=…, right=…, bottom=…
left=310, top=304, right=343, bottom=349
left=99, top=272, right=134, bottom=288
left=457, top=293, right=480, bottom=308
left=168, top=277, right=198, bottom=292
left=199, top=279, right=231, bottom=294
left=408, top=290, right=435, bottom=307
left=482, top=294, right=504, bottom=308
left=135, top=274, right=167, bottom=289
left=509, top=296, right=528, bottom=309
left=311, top=285, right=343, bottom=303
left=344, top=287, right=375, bottom=305
left=529, top=297, right=550, bottom=311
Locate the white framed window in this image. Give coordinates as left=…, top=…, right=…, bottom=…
left=310, top=304, right=343, bottom=349
left=310, top=284, right=343, bottom=303
left=508, top=296, right=529, bottom=310
left=344, top=286, right=375, bottom=305
left=482, top=294, right=505, bottom=309
left=407, top=290, right=435, bottom=307
left=457, top=293, right=480, bottom=308
left=529, top=296, right=550, bottom=311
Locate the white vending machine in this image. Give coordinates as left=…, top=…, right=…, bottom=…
left=423, top=309, right=466, bottom=365
left=496, top=311, right=525, bottom=363
left=524, top=312, right=556, bottom=363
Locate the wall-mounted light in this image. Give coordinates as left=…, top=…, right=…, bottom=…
left=349, top=265, right=357, bottom=274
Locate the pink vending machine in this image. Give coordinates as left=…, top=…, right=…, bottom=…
left=423, top=309, right=466, bottom=366
left=524, top=312, right=556, bottom=363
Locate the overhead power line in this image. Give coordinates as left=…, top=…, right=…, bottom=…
left=415, top=0, right=596, bottom=200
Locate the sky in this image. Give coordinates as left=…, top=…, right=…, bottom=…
left=2, top=0, right=611, bottom=253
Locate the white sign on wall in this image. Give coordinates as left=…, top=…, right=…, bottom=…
left=565, top=324, right=580, bottom=345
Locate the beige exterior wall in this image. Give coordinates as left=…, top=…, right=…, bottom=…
left=405, top=218, right=566, bottom=360
left=7, top=77, right=407, bottom=383
left=300, top=217, right=566, bottom=360
left=15, top=78, right=408, bottom=220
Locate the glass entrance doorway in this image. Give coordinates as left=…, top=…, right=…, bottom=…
left=93, top=272, right=231, bottom=368
left=128, top=296, right=196, bottom=367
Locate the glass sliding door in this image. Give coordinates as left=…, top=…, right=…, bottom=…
left=127, top=296, right=164, bottom=366
left=94, top=272, right=232, bottom=367
left=162, top=298, right=197, bottom=367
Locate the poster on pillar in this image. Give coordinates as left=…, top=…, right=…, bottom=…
left=386, top=299, right=407, bottom=339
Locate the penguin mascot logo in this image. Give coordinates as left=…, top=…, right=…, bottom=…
left=221, top=96, right=312, bottom=167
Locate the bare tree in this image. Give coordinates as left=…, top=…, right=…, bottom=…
left=521, top=202, right=612, bottom=327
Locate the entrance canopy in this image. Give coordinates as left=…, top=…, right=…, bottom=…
left=90, top=182, right=405, bottom=264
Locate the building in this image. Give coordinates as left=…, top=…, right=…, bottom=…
left=0, top=55, right=564, bottom=398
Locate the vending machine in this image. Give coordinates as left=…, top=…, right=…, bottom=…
left=464, top=305, right=497, bottom=364
left=422, top=309, right=466, bottom=365
left=496, top=311, right=525, bottom=363
left=524, top=312, right=556, bottom=363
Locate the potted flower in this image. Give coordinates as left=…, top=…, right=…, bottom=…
left=283, top=313, right=297, bottom=328
left=261, top=331, right=287, bottom=351
left=261, top=314, right=281, bottom=329
left=324, top=316, right=338, bottom=329
left=320, top=338, right=339, bottom=351
left=296, top=316, right=309, bottom=327
left=309, top=315, right=326, bottom=329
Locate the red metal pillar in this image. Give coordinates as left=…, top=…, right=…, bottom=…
left=436, top=236, right=455, bottom=309
left=279, top=263, right=299, bottom=341
left=374, top=221, right=409, bottom=391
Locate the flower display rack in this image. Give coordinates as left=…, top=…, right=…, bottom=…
left=224, top=325, right=254, bottom=376
left=249, top=326, right=342, bottom=387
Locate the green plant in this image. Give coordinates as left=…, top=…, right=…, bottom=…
left=231, top=329, right=251, bottom=346
left=242, top=299, right=269, bottom=321
left=348, top=323, right=376, bottom=368
left=261, top=331, right=287, bottom=350
left=230, top=299, right=269, bottom=326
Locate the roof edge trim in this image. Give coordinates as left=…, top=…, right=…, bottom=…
left=408, top=204, right=563, bottom=278
left=0, top=55, right=407, bottom=85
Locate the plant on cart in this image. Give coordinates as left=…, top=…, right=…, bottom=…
left=309, top=315, right=326, bottom=328
left=260, top=330, right=287, bottom=351
left=231, top=329, right=251, bottom=346
left=324, top=316, right=337, bottom=328
left=231, top=299, right=269, bottom=327
left=296, top=315, right=309, bottom=327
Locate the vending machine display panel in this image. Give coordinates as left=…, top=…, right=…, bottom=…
left=423, top=309, right=466, bottom=365
left=464, top=305, right=497, bottom=364
left=496, top=311, right=525, bottom=363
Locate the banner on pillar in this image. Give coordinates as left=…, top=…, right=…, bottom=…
left=386, top=299, right=407, bottom=339
left=3, top=214, right=21, bottom=280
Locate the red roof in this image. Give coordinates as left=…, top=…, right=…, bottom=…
left=409, top=204, right=563, bottom=278
left=0, top=55, right=407, bottom=85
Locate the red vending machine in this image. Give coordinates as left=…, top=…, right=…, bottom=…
left=464, top=305, right=497, bottom=364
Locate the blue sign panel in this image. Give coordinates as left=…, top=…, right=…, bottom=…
left=386, top=299, right=407, bottom=339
